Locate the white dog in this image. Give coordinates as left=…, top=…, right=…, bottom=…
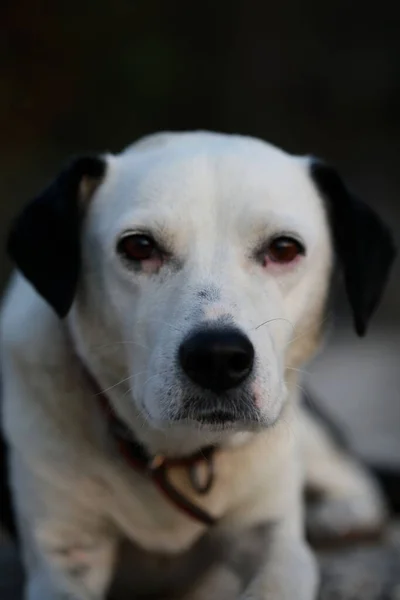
left=0, top=132, right=395, bottom=600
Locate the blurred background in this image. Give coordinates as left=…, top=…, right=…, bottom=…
left=1, top=0, right=399, bottom=466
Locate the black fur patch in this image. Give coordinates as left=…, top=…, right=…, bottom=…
left=310, top=159, right=396, bottom=335
left=7, top=156, right=106, bottom=318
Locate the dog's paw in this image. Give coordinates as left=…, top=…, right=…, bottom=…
left=35, top=525, right=116, bottom=599
left=306, top=494, right=388, bottom=548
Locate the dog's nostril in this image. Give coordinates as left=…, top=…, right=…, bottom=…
left=179, top=328, right=254, bottom=393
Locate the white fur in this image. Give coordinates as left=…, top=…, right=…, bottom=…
left=0, top=132, right=385, bottom=600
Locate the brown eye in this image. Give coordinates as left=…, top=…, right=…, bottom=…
left=267, top=236, right=305, bottom=264
left=117, top=234, right=157, bottom=261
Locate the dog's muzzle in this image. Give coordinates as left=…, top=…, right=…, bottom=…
left=178, top=327, right=258, bottom=425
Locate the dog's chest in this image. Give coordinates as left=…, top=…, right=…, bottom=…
left=106, top=461, right=229, bottom=553
left=108, top=524, right=269, bottom=600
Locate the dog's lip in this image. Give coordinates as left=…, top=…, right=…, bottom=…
left=193, top=409, right=237, bottom=424
left=175, top=405, right=259, bottom=426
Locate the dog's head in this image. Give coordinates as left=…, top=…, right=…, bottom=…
left=7, top=132, right=395, bottom=447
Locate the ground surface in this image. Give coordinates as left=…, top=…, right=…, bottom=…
left=318, top=524, right=400, bottom=600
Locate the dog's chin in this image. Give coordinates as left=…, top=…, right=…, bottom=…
left=137, top=400, right=283, bottom=455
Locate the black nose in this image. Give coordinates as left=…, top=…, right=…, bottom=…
left=179, top=328, right=254, bottom=393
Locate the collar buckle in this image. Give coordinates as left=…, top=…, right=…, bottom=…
left=148, top=454, right=166, bottom=472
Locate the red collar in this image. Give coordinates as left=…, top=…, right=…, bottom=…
left=83, top=365, right=217, bottom=526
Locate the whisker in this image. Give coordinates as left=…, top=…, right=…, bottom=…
left=94, top=375, right=136, bottom=396
left=295, top=385, right=322, bottom=415
left=285, top=365, right=310, bottom=376
left=133, top=317, right=184, bottom=333
left=142, top=372, right=163, bottom=388
left=287, top=313, right=332, bottom=347
left=292, top=381, right=315, bottom=409
left=137, top=404, right=152, bottom=430
left=253, top=317, right=295, bottom=332
left=95, top=369, right=151, bottom=396
left=280, top=414, right=297, bottom=442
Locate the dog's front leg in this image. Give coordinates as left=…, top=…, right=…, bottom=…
left=25, top=524, right=117, bottom=600
left=240, top=524, right=318, bottom=600
left=10, top=452, right=118, bottom=600
left=17, top=514, right=118, bottom=600
left=298, top=405, right=387, bottom=543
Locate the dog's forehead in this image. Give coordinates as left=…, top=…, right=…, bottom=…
left=95, top=134, right=326, bottom=239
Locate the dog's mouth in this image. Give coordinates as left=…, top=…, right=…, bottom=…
left=190, top=409, right=237, bottom=425
left=174, top=395, right=261, bottom=429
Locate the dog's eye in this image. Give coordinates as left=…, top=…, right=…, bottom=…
left=267, top=237, right=305, bottom=264
left=117, top=234, right=158, bottom=261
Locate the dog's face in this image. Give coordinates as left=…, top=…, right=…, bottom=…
left=77, top=135, right=332, bottom=431
left=7, top=132, right=395, bottom=443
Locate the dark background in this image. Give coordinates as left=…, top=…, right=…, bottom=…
left=1, top=0, right=399, bottom=456
left=1, top=0, right=400, bottom=321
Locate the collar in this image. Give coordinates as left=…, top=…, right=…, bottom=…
left=83, top=365, right=217, bottom=527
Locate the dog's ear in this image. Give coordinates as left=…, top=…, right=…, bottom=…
left=310, top=159, right=396, bottom=336
left=7, top=156, right=107, bottom=318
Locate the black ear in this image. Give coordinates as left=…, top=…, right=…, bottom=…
left=7, top=156, right=107, bottom=318
left=310, top=159, right=396, bottom=336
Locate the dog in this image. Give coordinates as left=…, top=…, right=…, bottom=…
left=0, top=131, right=396, bottom=600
